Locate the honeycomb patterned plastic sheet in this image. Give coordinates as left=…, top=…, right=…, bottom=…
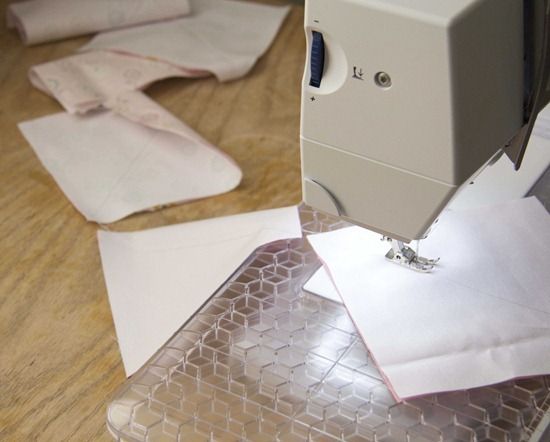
left=107, top=207, right=550, bottom=442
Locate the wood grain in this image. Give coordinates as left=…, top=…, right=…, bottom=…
left=0, top=2, right=304, bottom=440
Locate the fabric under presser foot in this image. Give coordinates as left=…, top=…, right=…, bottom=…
left=383, top=237, right=440, bottom=272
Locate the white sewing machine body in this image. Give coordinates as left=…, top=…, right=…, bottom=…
left=301, top=0, right=549, bottom=243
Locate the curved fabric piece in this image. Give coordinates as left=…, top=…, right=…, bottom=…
left=7, top=0, right=190, bottom=45
left=29, top=50, right=207, bottom=114
left=97, top=206, right=301, bottom=375
left=81, top=0, right=291, bottom=82
left=19, top=0, right=291, bottom=222
left=18, top=101, right=242, bottom=224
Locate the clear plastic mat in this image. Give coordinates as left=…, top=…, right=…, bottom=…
left=107, top=207, right=550, bottom=442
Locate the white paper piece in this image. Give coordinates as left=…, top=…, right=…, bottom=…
left=19, top=106, right=241, bottom=223
left=81, top=0, right=290, bottom=82
left=303, top=266, right=342, bottom=304
left=531, top=99, right=550, bottom=140
left=7, top=0, right=190, bottom=45
left=307, top=198, right=550, bottom=399
left=98, top=206, right=302, bottom=375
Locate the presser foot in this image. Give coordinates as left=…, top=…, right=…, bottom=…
left=383, top=238, right=440, bottom=272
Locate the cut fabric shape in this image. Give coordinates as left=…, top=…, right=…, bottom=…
left=97, top=206, right=302, bottom=375
left=28, top=0, right=290, bottom=116
left=81, top=0, right=291, bottom=81
left=307, top=198, right=550, bottom=400
left=7, top=0, right=191, bottom=45
left=29, top=50, right=208, bottom=115
left=20, top=0, right=291, bottom=221
left=19, top=102, right=241, bottom=223
left=303, top=265, right=343, bottom=304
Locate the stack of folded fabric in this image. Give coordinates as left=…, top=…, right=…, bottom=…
left=15, top=0, right=290, bottom=223
left=7, top=0, right=192, bottom=45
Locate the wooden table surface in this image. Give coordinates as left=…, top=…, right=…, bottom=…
left=0, top=2, right=304, bottom=440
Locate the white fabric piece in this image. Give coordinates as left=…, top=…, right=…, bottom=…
left=29, top=50, right=206, bottom=115
left=304, top=266, right=342, bottom=304
left=98, top=206, right=302, bottom=375
left=18, top=105, right=241, bottom=223
left=307, top=198, right=550, bottom=399
left=81, top=0, right=291, bottom=81
left=532, top=100, right=550, bottom=139
left=7, top=0, right=190, bottom=45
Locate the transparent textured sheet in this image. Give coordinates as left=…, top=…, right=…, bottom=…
left=107, top=207, right=550, bottom=442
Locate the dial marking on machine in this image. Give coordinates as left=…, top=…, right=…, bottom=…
left=352, top=66, right=364, bottom=80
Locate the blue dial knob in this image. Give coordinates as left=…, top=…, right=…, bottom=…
left=309, top=31, right=325, bottom=88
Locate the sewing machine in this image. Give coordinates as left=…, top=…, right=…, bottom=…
left=104, top=3, right=550, bottom=439
left=301, top=0, right=550, bottom=271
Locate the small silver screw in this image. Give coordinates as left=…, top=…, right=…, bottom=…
left=375, top=71, right=392, bottom=88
